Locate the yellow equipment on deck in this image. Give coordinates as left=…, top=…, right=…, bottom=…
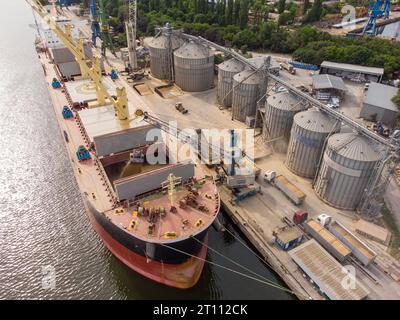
left=29, top=0, right=130, bottom=121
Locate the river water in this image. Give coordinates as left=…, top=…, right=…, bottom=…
left=0, top=0, right=293, bottom=300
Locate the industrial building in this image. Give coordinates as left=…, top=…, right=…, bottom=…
left=313, top=132, right=382, bottom=210
left=232, top=69, right=263, bottom=122
left=289, top=239, right=369, bottom=300
left=312, top=74, right=347, bottom=100
left=263, top=92, right=304, bottom=151
left=286, top=108, right=337, bottom=178
left=217, top=58, right=245, bottom=107
left=319, top=61, right=384, bottom=83
left=353, top=219, right=392, bottom=245
left=174, top=41, right=214, bottom=92
left=360, top=82, right=399, bottom=126
left=146, top=25, right=184, bottom=80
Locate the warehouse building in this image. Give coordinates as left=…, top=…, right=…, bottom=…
left=289, top=239, right=369, bottom=300
left=312, top=74, right=347, bottom=100
left=320, top=61, right=384, bottom=83
left=360, top=82, right=399, bottom=126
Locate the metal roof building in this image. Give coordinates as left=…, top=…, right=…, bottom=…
left=320, top=61, right=384, bottom=83
left=312, top=74, right=347, bottom=92
left=289, top=239, right=369, bottom=300
left=360, top=82, right=398, bottom=126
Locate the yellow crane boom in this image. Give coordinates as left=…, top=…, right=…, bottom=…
left=28, top=0, right=130, bottom=121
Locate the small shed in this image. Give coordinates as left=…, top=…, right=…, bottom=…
left=353, top=219, right=392, bottom=246
left=312, top=74, right=347, bottom=100
left=360, top=82, right=398, bottom=127
left=273, top=227, right=303, bottom=251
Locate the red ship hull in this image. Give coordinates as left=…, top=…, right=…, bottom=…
left=83, top=198, right=209, bottom=289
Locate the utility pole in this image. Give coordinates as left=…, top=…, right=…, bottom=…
left=126, top=0, right=137, bottom=71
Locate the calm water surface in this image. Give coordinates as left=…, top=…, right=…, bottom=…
left=0, top=0, right=294, bottom=300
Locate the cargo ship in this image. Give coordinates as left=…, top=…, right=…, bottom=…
left=31, top=9, right=220, bottom=289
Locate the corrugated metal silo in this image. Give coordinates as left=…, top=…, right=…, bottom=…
left=217, top=58, right=245, bottom=107
left=147, top=28, right=184, bottom=80
left=314, top=132, right=382, bottom=210
left=286, top=109, right=338, bottom=178
left=231, top=70, right=262, bottom=122
left=174, top=41, right=214, bottom=92
left=263, top=92, right=303, bottom=144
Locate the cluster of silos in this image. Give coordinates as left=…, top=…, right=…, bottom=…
left=313, top=132, right=382, bottom=210
left=217, top=58, right=245, bottom=107
left=286, top=109, right=338, bottom=178
left=263, top=92, right=303, bottom=151
left=173, top=41, right=214, bottom=92
left=231, top=70, right=263, bottom=122
left=147, top=26, right=184, bottom=80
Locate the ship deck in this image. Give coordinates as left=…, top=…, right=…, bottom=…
left=40, top=52, right=115, bottom=214
left=39, top=50, right=220, bottom=243
left=105, top=177, right=220, bottom=242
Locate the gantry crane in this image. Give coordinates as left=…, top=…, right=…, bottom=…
left=125, top=0, right=138, bottom=71
left=98, top=0, right=116, bottom=56
left=29, top=0, right=130, bottom=121
left=89, top=0, right=101, bottom=46
left=362, top=0, right=391, bottom=35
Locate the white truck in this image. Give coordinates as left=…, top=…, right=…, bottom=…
left=264, top=170, right=306, bottom=205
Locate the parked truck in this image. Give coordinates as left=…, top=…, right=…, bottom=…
left=280, top=62, right=296, bottom=75
left=264, top=170, right=306, bottom=205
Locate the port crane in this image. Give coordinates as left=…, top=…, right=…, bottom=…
left=125, top=0, right=138, bottom=71
left=29, top=0, right=130, bottom=121
left=362, top=0, right=391, bottom=35
left=86, top=0, right=116, bottom=56
left=88, top=0, right=101, bottom=46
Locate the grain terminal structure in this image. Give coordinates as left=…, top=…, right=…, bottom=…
left=147, top=24, right=184, bottom=81
left=314, top=132, right=382, bottom=210
left=263, top=92, right=304, bottom=151
left=231, top=69, right=262, bottom=122
left=286, top=109, right=337, bottom=178
left=217, top=58, right=245, bottom=107
left=173, top=41, right=214, bottom=92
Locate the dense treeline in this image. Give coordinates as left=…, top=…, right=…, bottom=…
left=74, top=0, right=400, bottom=77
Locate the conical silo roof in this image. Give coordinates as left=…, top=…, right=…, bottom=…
left=218, top=58, right=245, bottom=73
left=174, top=41, right=213, bottom=59
left=294, top=109, right=336, bottom=133
left=327, top=133, right=382, bottom=162
left=233, top=69, right=261, bottom=85
left=267, top=92, right=301, bottom=111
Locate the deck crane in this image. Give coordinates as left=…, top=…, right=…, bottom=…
left=362, top=0, right=391, bottom=35
left=28, top=0, right=131, bottom=121
left=88, top=0, right=101, bottom=47
left=125, top=0, right=138, bottom=71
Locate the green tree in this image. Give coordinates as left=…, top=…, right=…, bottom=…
left=278, top=0, right=286, bottom=14
left=239, top=0, right=249, bottom=28
left=226, top=0, right=234, bottom=25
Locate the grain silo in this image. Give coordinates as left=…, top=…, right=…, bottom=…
left=286, top=109, right=338, bottom=178
left=314, top=132, right=382, bottom=210
left=217, top=58, right=245, bottom=107
left=263, top=92, right=303, bottom=147
left=231, top=69, right=262, bottom=122
left=174, top=41, right=214, bottom=92
left=147, top=24, right=184, bottom=80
